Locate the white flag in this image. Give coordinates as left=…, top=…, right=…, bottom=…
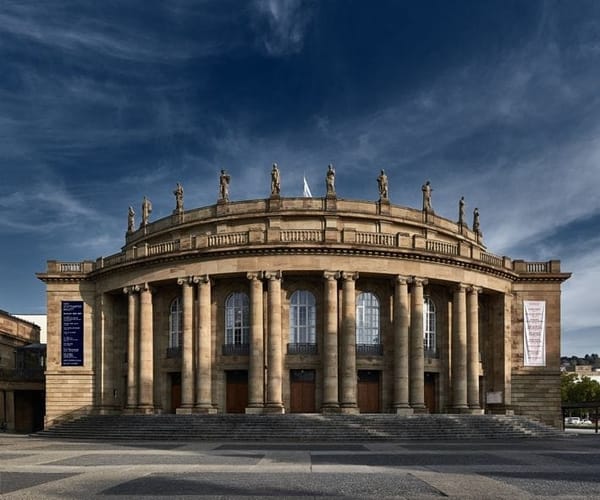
left=303, top=176, right=312, bottom=197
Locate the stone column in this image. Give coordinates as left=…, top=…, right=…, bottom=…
left=467, top=286, right=482, bottom=411
left=322, top=271, right=340, bottom=412
left=340, top=271, right=359, bottom=413
left=247, top=272, right=265, bottom=412
left=452, top=283, right=469, bottom=411
left=177, top=277, right=194, bottom=413
left=138, top=283, right=154, bottom=413
left=194, top=275, right=215, bottom=412
left=393, top=276, right=412, bottom=414
left=265, top=271, right=284, bottom=412
left=409, top=277, right=426, bottom=411
left=123, top=286, right=139, bottom=411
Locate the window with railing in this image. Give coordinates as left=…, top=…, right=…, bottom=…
left=224, top=292, right=249, bottom=354
left=168, top=297, right=182, bottom=356
left=356, top=292, right=382, bottom=355
left=423, top=296, right=437, bottom=356
left=289, top=290, right=316, bottom=353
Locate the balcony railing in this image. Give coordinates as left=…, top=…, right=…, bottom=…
left=166, top=346, right=181, bottom=358
left=0, top=368, right=45, bottom=382
left=424, top=348, right=439, bottom=359
left=356, top=343, right=383, bottom=356
left=222, top=343, right=250, bottom=356
left=287, top=343, right=318, bottom=355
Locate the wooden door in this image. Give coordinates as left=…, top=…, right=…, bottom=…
left=226, top=370, right=248, bottom=413
left=290, top=370, right=316, bottom=413
left=170, top=372, right=181, bottom=413
left=357, top=370, right=380, bottom=413
left=424, top=372, right=436, bottom=413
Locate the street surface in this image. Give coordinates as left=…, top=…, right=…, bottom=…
left=1, top=433, right=600, bottom=498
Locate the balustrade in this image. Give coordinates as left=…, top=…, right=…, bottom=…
left=280, top=229, right=323, bottom=242
left=356, top=232, right=396, bottom=246
left=208, top=232, right=249, bottom=247
left=426, top=240, right=458, bottom=255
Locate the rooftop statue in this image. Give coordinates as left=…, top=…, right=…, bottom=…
left=127, top=206, right=135, bottom=233
left=326, top=164, right=336, bottom=196
left=173, top=183, right=184, bottom=214
left=271, top=163, right=281, bottom=196
left=473, top=207, right=482, bottom=237
left=458, top=196, right=465, bottom=225
left=141, top=196, right=152, bottom=227
left=219, top=169, right=231, bottom=202
left=422, top=180, right=434, bottom=214
left=377, top=169, right=389, bottom=200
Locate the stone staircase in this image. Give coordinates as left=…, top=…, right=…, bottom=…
left=36, top=414, right=566, bottom=441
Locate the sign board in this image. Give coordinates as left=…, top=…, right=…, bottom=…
left=486, top=391, right=503, bottom=404
left=61, top=301, right=84, bottom=366
left=524, top=300, right=546, bottom=366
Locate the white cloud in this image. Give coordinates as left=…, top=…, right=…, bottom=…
left=252, top=0, right=314, bottom=56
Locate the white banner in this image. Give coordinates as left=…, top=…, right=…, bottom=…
left=524, top=300, right=546, bottom=366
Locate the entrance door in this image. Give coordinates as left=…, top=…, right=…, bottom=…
left=290, top=369, right=316, bottom=413
left=226, top=370, right=248, bottom=413
left=357, top=370, right=380, bottom=413
left=424, top=372, right=437, bottom=413
left=170, top=372, right=181, bottom=413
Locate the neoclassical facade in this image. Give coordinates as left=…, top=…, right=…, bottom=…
left=38, top=173, right=570, bottom=427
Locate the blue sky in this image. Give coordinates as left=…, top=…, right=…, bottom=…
left=1, top=0, right=599, bottom=355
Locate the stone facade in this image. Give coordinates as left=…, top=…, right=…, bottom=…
left=0, top=310, right=45, bottom=432
left=37, top=191, right=570, bottom=428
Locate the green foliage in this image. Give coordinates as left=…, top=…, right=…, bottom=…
left=561, top=372, right=600, bottom=403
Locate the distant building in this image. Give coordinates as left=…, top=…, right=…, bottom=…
left=14, top=314, right=47, bottom=344
left=37, top=172, right=570, bottom=428
left=0, top=309, right=45, bottom=432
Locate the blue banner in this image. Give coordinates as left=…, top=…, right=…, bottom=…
left=61, top=301, right=84, bottom=366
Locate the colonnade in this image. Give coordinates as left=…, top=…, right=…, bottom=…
left=121, top=272, right=483, bottom=414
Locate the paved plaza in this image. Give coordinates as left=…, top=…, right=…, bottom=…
left=1, top=433, right=600, bottom=499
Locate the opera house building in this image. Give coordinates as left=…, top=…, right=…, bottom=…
left=38, top=166, right=570, bottom=429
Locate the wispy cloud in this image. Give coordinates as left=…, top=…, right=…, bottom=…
left=251, top=0, right=314, bottom=56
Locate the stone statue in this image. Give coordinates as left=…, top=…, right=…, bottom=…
left=141, top=196, right=152, bottom=227
left=458, top=196, right=465, bottom=225
left=173, top=182, right=184, bottom=214
left=326, top=164, right=336, bottom=196
left=377, top=169, right=388, bottom=200
left=422, top=180, right=433, bottom=214
left=473, top=207, right=482, bottom=236
left=127, top=206, right=135, bottom=233
left=270, top=163, right=281, bottom=196
left=219, top=169, right=231, bottom=202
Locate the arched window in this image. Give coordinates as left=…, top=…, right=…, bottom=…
left=225, top=292, right=249, bottom=345
left=169, top=297, right=182, bottom=349
left=290, top=290, right=316, bottom=344
left=356, top=292, right=380, bottom=345
left=423, top=297, right=436, bottom=355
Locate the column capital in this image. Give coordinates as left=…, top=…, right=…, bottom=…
left=263, top=270, right=282, bottom=281
left=123, top=285, right=140, bottom=295
left=139, top=282, right=153, bottom=294
left=395, top=275, right=410, bottom=285
left=468, top=285, right=482, bottom=294
left=455, top=282, right=469, bottom=292
left=323, top=270, right=341, bottom=281
left=410, top=276, right=427, bottom=287
left=340, top=271, right=359, bottom=282
left=246, top=271, right=263, bottom=281
left=177, top=276, right=194, bottom=286
left=192, top=274, right=211, bottom=285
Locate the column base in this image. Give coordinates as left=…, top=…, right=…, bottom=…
left=245, top=406, right=264, bottom=415
left=193, top=407, right=218, bottom=414
left=176, top=407, right=194, bottom=415
left=340, top=406, right=360, bottom=415
left=264, top=404, right=285, bottom=414
left=450, top=405, right=471, bottom=414
left=123, top=406, right=137, bottom=415
left=136, top=405, right=156, bottom=415
left=392, top=406, right=414, bottom=416
left=467, top=407, right=485, bottom=415
left=321, top=404, right=341, bottom=414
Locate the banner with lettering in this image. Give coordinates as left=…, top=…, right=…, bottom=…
left=524, top=300, right=546, bottom=366
left=61, top=301, right=84, bottom=366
